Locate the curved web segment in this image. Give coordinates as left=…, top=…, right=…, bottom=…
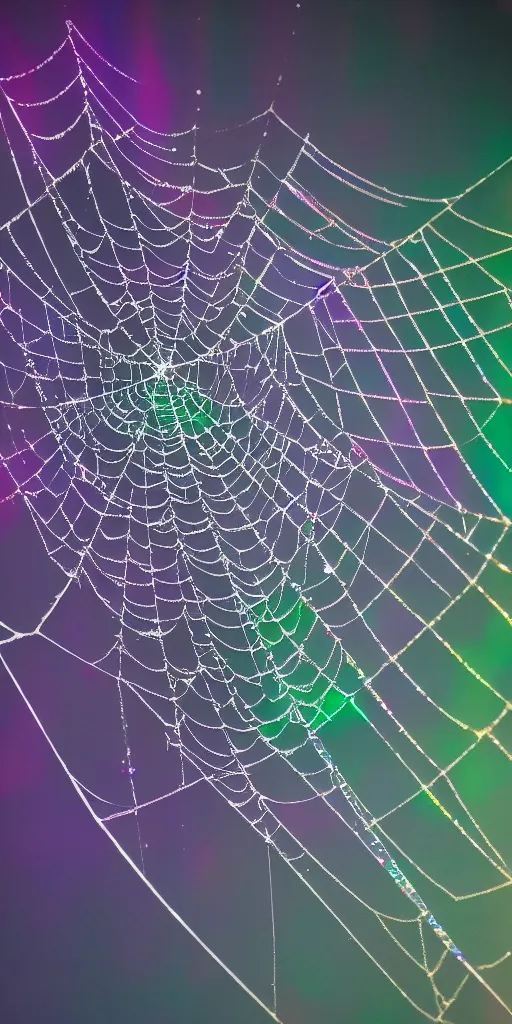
left=0, top=24, right=510, bottom=1023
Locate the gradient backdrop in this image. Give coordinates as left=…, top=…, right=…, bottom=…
left=0, top=2, right=511, bottom=1022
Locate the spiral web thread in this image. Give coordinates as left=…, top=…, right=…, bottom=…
left=0, top=23, right=510, bottom=1022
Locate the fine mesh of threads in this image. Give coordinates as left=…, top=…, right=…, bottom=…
left=0, top=24, right=510, bottom=1022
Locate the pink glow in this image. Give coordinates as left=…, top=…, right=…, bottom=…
left=132, top=0, right=174, bottom=132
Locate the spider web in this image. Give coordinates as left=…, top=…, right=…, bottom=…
left=0, top=22, right=511, bottom=1023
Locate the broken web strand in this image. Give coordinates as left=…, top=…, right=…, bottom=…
left=0, top=24, right=507, bottom=1024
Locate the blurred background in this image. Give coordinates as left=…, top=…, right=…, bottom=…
left=0, top=2, right=511, bottom=1022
